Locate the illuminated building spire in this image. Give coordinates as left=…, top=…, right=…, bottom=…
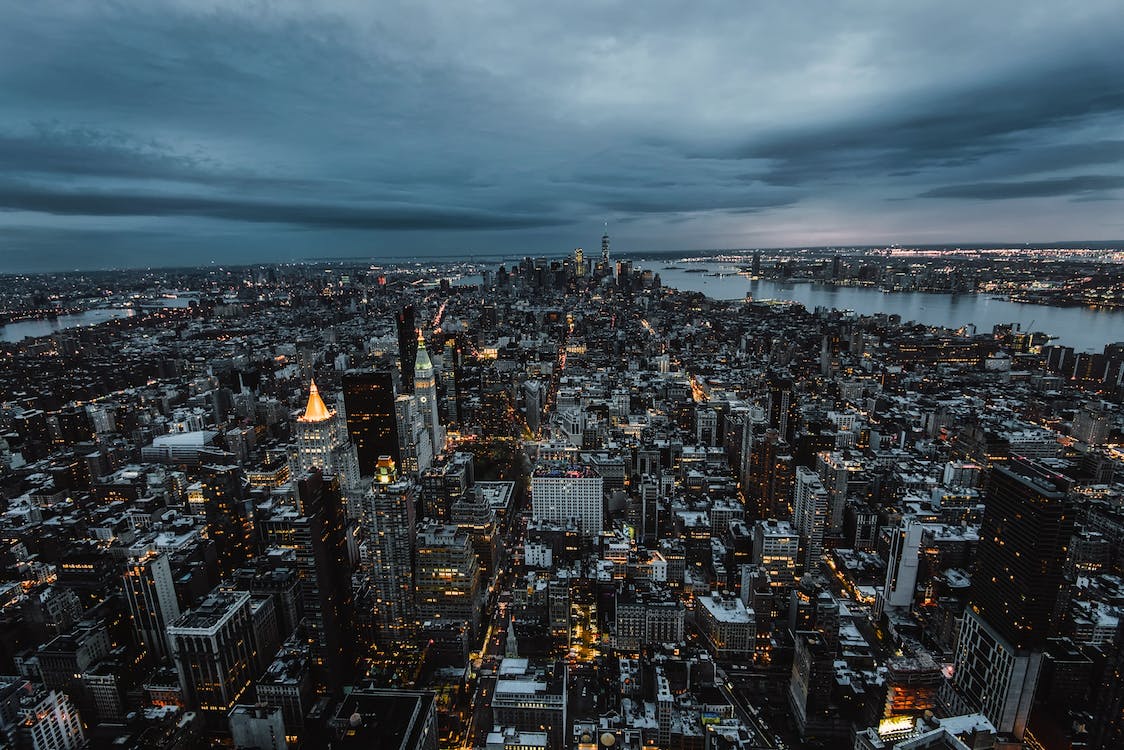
left=299, top=379, right=333, bottom=422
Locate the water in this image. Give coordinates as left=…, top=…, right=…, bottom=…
left=0, top=308, right=135, bottom=343
left=647, top=261, right=1124, bottom=353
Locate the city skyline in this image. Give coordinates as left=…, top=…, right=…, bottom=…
left=3, top=2, right=1124, bottom=271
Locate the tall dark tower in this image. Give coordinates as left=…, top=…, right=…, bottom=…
left=342, top=369, right=401, bottom=475
left=601, top=227, right=610, bottom=264
left=197, top=464, right=252, bottom=578
left=944, top=458, right=1074, bottom=739
left=752, top=250, right=761, bottom=276
left=258, top=469, right=355, bottom=694
left=766, top=375, right=797, bottom=442
left=396, top=305, right=417, bottom=393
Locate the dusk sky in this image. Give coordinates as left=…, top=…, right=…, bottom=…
left=2, top=1, right=1124, bottom=271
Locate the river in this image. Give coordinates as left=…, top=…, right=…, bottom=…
left=0, top=308, right=136, bottom=343
left=644, top=261, right=1123, bottom=353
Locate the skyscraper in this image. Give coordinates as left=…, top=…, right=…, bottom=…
left=295, top=379, right=360, bottom=492
left=767, top=375, right=797, bottom=443
left=258, top=470, right=355, bottom=693
left=414, top=521, right=482, bottom=634
left=122, top=545, right=181, bottom=663
left=396, top=305, right=418, bottom=393
left=441, top=339, right=459, bottom=430
left=342, top=369, right=400, bottom=475
left=792, top=466, right=828, bottom=577
left=944, top=459, right=1074, bottom=739
left=167, top=589, right=259, bottom=727
left=198, top=464, right=253, bottom=578
left=414, top=333, right=444, bottom=456
left=360, top=456, right=416, bottom=641
left=531, top=463, right=604, bottom=536
left=877, top=517, right=922, bottom=617
left=395, top=392, right=433, bottom=475
left=601, top=229, right=610, bottom=264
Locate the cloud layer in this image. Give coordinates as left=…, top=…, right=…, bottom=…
left=2, top=1, right=1123, bottom=270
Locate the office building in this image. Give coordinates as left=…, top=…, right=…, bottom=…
left=697, top=591, right=755, bottom=659
left=492, top=659, right=568, bottom=750
left=414, top=522, right=482, bottom=634
left=396, top=305, right=418, bottom=393
left=361, top=456, right=417, bottom=639
left=122, top=545, right=181, bottom=663
left=229, top=703, right=287, bottom=750
left=531, top=463, right=603, bottom=536
left=167, top=589, right=259, bottom=726
left=441, top=338, right=460, bottom=429
left=396, top=393, right=434, bottom=475
left=944, top=459, right=1074, bottom=739
left=197, top=463, right=253, bottom=578
left=752, top=519, right=800, bottom=591
left=793, top=467, right=829, bottom=576
left=257, top=470, right=355, bottom=693
left=767, top=375, right=797, bottom=442
left=12, top=684, right=86, bottom=750
left=294, top=379, right=360, bottom=492
left=323, top=688, right=437, bottom=750
left=414, top=334, right=445, bottom=455
left=877, top=517, right=923, bottom=617
left=342, top=369, right=401, bottom=475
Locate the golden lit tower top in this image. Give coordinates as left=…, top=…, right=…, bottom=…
left=299, top=379, right=333, bottom=422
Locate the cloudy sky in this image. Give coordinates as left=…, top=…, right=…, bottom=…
left=2, top=1, right=1124, bottom=271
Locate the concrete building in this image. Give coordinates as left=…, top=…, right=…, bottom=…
left=697, top=591, right=755, bottom=659
left=531, top=463, right=603, bottom=536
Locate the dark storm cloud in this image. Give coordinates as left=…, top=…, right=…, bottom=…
left=714, top=60, right=1124, bottom=188
left=0, top=182, right=565, bottom=231
left=918, top=175, right=1124, bottom=201
left=1, top=2, right=1122, bottom=269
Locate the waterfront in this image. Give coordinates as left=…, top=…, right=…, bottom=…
left=646, top=261, right=1124, bottom=353
left=0, top=308, right=135, bottom=343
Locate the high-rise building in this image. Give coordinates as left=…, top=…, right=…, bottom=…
left=531, top=463, right=604, bottom=537
left=197, top=464, right=253, bottom=578
left=491, top=659, right=568, bottom=750
left=752, top=519, right=799, bottom=591
left=342, top=369, right=401, bottom=475
left=944, top=459, right=1074, bottom=739
left=767, top=375, right=798, bottom=442
left=752, top=250, right=761, bottom=276
left=414, top=334, right=445, bottom=456
left=167, top=589, right=259, bottom=727
left=396, top=305, right=418, bottom=393
left=13, top=684, right=86, bottom=750
left=440, top=339, right=459, bottom=429
left=360, top=456, right=417, bottom=640
left=877, top=517, right=923, bottom=617
left=294, top=379, right=360, bottom=492
left=395, top=393, right=433, bottom=475
left=574, top=247, right=585, bottom=277
left=792, top=467, right=828, bottom=576
left=258, top=470, right=355, bottom=693
left=414, top=522, right=482, bottom=634
left=122, top=545, right=181, bottom=663
left=229, top=704, right=287, bottom=750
